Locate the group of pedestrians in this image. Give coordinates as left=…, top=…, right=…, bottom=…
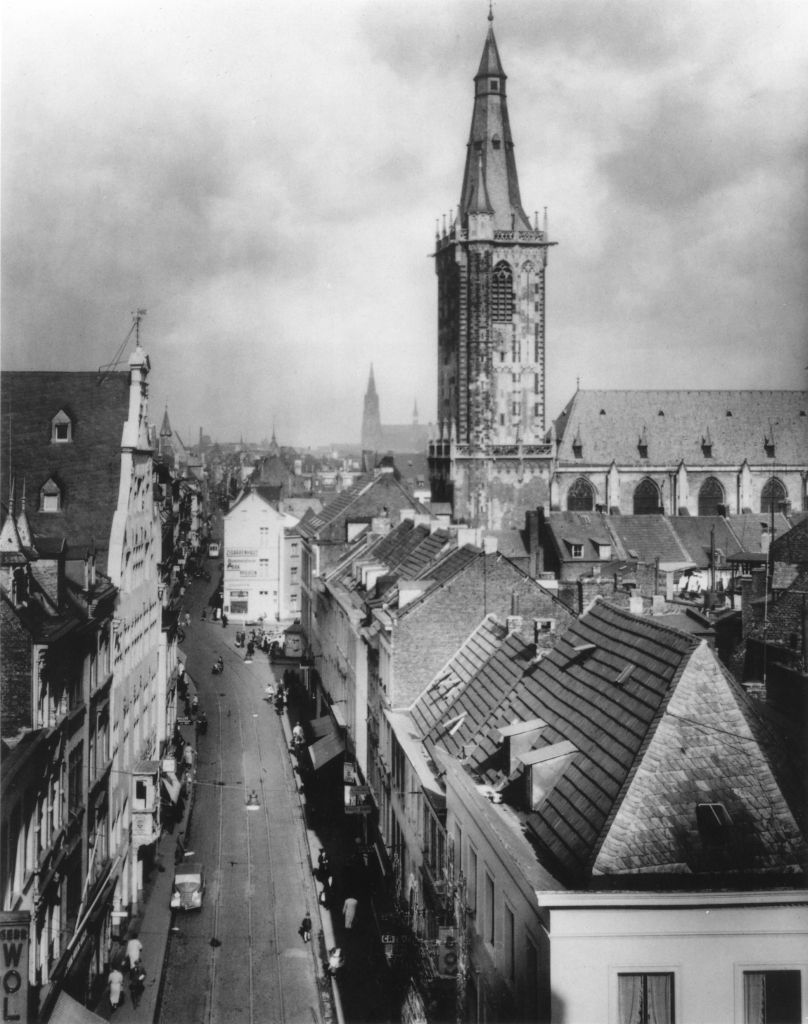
left=107, top=934, right=147, bottom=1012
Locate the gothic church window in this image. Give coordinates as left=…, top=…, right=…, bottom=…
left=761, top=477, right=787, bottom=514
left=633, top=477, right=661, bottom=515
left=567, top=477, right=595, bottom=512
left=698, top=477, right=725, bottom=516
left=492, top=262, right=514, bottom=322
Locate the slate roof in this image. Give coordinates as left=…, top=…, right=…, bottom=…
left=410, top=615, right=509, bottom=737
left=727, top=513, right=791, bottom=553
left=553, top=389, right=808, bottom=465
left=392, top=546, right=482, bottom=617
left=666, top=516, right=744, bottom=568
left=0, top=371, right=133, bottom=575
left=297, top=473, right=427, bottom=541
left=455, top=600, right=806, bottom=884
left=607, top=514, right=692, bottom=565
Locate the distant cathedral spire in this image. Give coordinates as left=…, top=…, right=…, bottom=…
left=361, top=364, right=384, bottom=452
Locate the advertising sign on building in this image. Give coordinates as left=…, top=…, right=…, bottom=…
left=0, top=912, right=30, bottom=1023
left=344, top=785, right=373, bottom=815
left=437, top=926, right=458, bottom=977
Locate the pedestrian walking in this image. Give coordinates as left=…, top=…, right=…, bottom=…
left=298, top=911, right=312, bottom=943
left=108, top=965, right=124, bottom=1011
left=183, top=744, right=194, bottom=770
left=327, top=947, right=345, bottom=977
left=222, top=613, right=229, bottom=628
left=129, top=960, right=146, bottom=1008
left=175, top=832, right=186, bottom=864
left=342, top=896, right=358, bottom=929
left=125, top=934, right=143, bottom=971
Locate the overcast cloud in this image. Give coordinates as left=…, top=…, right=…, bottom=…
left=3, top=0, right=806, bottom=448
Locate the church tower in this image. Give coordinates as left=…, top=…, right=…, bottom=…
left=361, top=364, right=384, bottom=452
left=429, top=12, right=555, bottom=529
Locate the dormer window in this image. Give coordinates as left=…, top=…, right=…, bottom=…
left=40, top=478, right=61, bottom=513
left=764, top=436, right=775, bottom=458
left=489, top=79, right=499, bottom=91
left=51, top=410, right=73, bottom=444
left=491, top=133, right=501, bottom=150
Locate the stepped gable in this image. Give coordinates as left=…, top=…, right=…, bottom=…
left=1, top=371, right=132, bottom=574
left=553, top=389, right=808, bottom=466
left=410, top=615, right=509, bottom=737
left=607, top=513, right=691, bottom=565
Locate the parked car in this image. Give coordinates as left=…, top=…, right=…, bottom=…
left=171, top=862, right=205, bottom=910
left=208, top=541, right=220, bottom=558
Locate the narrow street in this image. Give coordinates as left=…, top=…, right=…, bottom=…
left=157, top=562, right=328, bottom=1024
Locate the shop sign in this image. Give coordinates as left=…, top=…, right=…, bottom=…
left=343, top=762, right=357, bottom=785
left=0, top=912, right=29, bottom=1023
left=437, top=926, right=458, bottom=977
left=344, top=785, right=372, bottom=814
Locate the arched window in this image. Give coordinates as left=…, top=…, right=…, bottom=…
left=633, top=478, right=661, bottom=515
left=761, top=477, right=787, bottom=514
left=491, top=262, right=513, bottom=322
left=698, top=477, right=725, bottom=516
left=567, top=477, right=595, bottom=512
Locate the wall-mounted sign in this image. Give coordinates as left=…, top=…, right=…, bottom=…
left=344, top=785, right=372, bottom=815
left=0, top=912, right=29, bottom=1022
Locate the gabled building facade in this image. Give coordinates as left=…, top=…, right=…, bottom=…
left=0, top=347, right=167, bottom=1017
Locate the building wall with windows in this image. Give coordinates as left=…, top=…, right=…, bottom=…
left=543, top=898, right=807, bottom=1024
left=223, top=490, right=295, bottom=623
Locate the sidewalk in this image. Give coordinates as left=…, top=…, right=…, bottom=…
left=92, top=677, right=199, bottom=1022
left=281, top=676, right=395, bottom=1024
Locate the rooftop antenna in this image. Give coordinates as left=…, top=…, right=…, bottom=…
left=98, top=308, right=147, bottom=378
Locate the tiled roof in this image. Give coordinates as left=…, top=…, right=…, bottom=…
left=727, top=513, right=791, bottom=552
left=553, top=389, right=808, bottom=465
left=1, top=371, right=132, bottom=575
left=410, top=616, right=509, bottom=737
left=453, top=599, right=806, bottom=883
left=606, top=514, right=691, bottom=565
left=423, top=630, right=534, bottom=763
left=393, top=546, right=482, bottom=617
left=667, top=516, right=743, bottom=567
left=297, top=473, right=427, bottom=540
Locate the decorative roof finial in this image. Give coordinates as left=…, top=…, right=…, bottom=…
left=488, top=0, right=494, bottom=22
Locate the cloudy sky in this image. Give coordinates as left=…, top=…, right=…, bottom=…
left=3, top=0, right=807, bottom=449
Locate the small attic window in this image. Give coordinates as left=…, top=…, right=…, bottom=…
left=571, top=543, right=583, bottom=559
left=51, top=410, right=73, bottom=443
left=40, top=477, right=61, bottom=513
left=726, top=410, right=733, bottom=417
left=489, top=79, right=499, bottom=91
left=491, top=133, right=501, bottom=150
left=637, top=441, right=648, bottom=458
left=764, top=437, right=775, bottom=458
left=599, top=409, right=606, bottom=416
left=572, top=440, right=582, bottom=459
left=696, top=802, right=732, bottom=846
left=657, top=409, right=665, bottom=417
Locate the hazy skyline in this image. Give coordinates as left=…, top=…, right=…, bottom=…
left=3, top=0, right=807, bottom=449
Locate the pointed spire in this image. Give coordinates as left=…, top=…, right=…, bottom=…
left=0, top=477, right=23, bottom=554
left=160, top=404, right=172, bottom=437
left=366, top=364, right=377, bottom=396
left=459, top=15, right=532, bottom=233
left=16, top=478, right=33, bottom=549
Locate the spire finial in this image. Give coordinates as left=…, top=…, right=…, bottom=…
left=488, top=0, right=494, bottom=22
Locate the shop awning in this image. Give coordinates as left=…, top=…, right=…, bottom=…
left=309, top=730, right=345, bottom=771
left=50, top=992, right=107, bottom=1024
left=162, top=772, right=181, bottom=804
